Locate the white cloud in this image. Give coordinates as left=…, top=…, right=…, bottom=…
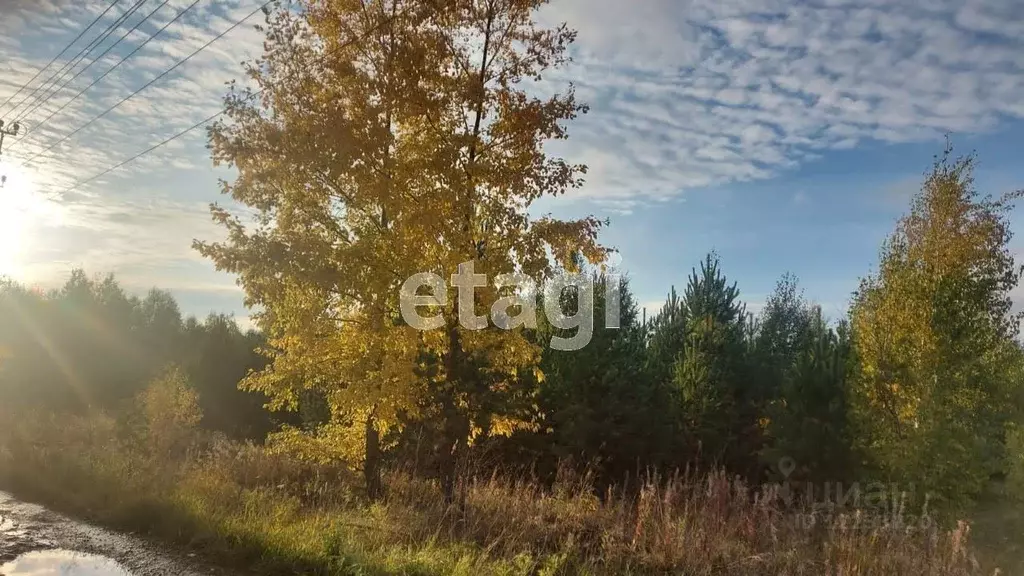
left=0, top=0, right=262, bottom=304
left=540, top=0, right=1024, bottom=205
left=2, top=0, right=1024, bottom=310
left=234, top=313, right=256, bottom=332
left=639, top=299, right=668, bottom=317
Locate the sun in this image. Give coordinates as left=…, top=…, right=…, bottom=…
left=0, top=161, right=52, bottom=277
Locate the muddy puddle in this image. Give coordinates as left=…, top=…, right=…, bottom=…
left=1, top=549, right=132, bottom=575
left=0, top=491, right=237, bottom=576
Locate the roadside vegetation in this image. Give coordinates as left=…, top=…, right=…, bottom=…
left=2, top=0, right=1024, bottom=573
left=0, top=393, right=993, bottom=575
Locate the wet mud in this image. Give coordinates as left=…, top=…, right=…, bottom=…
left=0, top=491, right=234, bottom=576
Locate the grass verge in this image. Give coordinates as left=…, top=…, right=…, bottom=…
left=0, top=410, right=1002, bottom=575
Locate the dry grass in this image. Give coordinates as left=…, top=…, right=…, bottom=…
left=0, top=409, right=1001, bottom=575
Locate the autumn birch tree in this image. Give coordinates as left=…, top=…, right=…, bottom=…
left=196, top=0, right=605, bottom=499
left=850, top=146, right=1024, bottom=514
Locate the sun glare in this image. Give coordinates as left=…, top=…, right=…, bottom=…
left=0, top=161, right=52, bottom=277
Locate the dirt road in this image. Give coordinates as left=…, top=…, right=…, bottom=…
left=0, top=491, right=235, bottom=576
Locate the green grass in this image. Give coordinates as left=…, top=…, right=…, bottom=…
left=0, top=410, right=1008, bottom=575
left=968, top=486, right=1024, bottom=575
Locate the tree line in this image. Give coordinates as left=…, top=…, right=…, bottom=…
left=1, top=148, right=1021, bottom=517
left=3, top=0, right=1023, bottom=522
left=0, top=271, right=278, bottom=440
left=193, top=0, right=1024, bottom=515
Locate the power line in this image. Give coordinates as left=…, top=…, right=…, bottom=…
left=15, top=0, right=166, bottom=127
left=10, top=0, right=143, bottom=121
left=61, top=107, right=225, bottom=195
left=12, top=0, right=200, bottom=152
left=22, top=0, right=273, bottom=167
left=0, top=0, right=122, bottom=115
left=8, top=0, right=142, bottom=121
left=12, top=0, right=152, bottom=124
left=56, top=12, right=394, bottom=197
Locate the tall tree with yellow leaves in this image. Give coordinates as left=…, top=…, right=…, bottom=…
left=196, top=0, right=606, bottom=499
left=850, top=145, right=1024, bottom=515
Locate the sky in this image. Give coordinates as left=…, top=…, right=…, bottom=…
left=0, top=0, right=1023, bottom=327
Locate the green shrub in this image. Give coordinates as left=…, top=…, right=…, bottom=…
left=139, top=365, right=203, bottom=459
left=1005, top=425, right=1024, bottom=501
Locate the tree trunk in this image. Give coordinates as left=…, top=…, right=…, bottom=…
left=365, top=409, right=383, bottom=501
left=441, top=438, right=457, bottom=506
left=441, top=413, right=469, bottom=509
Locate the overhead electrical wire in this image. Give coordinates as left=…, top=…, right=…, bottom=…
left=12, top=0, right=149, bottom=123
left=60, top=107, right=225, bottom=195
left=10, top=0, right=203, bottom=154
left=22, top=0, right=274, bottom=168
left=15, top=0, right=172, bottom=127
left=56, top=11, right=395, bottom=197
left=0, top=0, right=122, bottom=115
left=8, top=0, right=146, bottom=122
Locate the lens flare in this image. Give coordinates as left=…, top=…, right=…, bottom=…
left=0, top=161, right=51, bottom=277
